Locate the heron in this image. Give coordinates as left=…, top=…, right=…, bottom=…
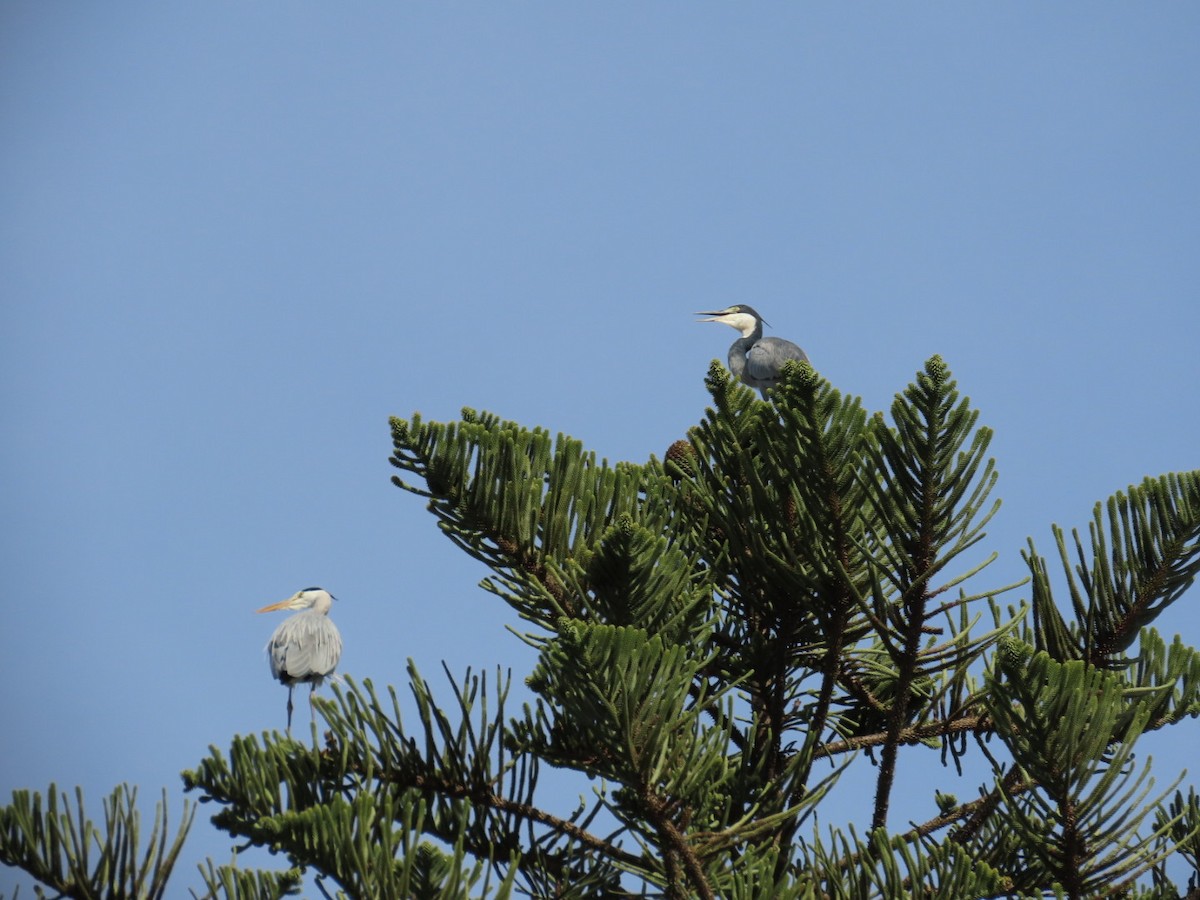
left=257, top=587, right=343, bottom=730
left=696, top=304, right=809, bottom=397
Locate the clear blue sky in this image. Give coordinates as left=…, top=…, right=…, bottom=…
left=3, top=4, right=1198, bottom=894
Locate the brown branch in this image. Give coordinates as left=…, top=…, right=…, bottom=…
left=905, top=772, right=1036, bottom=842
left=816, top=714, right=988, bottom=759
left=493, top=535, right=572, bottom=612
left=397, top=771, right=642, bottom=869
left=786, top=445, right=862, bottom=804
left=1096, top=534, right=1189, bottom=662
left=640, top=787, right=715, bottom=900
left=949, top=766, right=1026, bottom=846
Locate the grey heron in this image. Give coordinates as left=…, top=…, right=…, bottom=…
left=257, top=587, right=342, bottom=730
left=696, top=305, right=809, bottom=396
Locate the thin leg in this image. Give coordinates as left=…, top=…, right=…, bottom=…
left=286, top=685, right=295, bottom=731
left=309, top=684, right=317, bottom=725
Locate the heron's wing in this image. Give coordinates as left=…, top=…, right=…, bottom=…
left=267, top=613, right=343, bottom=683
left=745, top=337, right=809, bottom=383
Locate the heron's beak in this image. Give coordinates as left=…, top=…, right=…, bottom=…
left=256, top=594, right=299, bottom=613
left=695, top=311, right=725, bottom=322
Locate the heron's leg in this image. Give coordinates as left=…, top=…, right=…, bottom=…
left=286, top=685, right=295, bottom=731
left=309, top=684, right=317, bottom=725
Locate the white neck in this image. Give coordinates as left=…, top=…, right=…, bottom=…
left=724, top=312, right=760, bottom=338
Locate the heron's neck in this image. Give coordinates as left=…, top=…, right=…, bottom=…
left=726, top=313, right=762, bottom=340
left=727, top=335, right=756, bottom=376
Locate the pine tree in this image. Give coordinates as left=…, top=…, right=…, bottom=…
left=4, top=356, right=1200, bottom=898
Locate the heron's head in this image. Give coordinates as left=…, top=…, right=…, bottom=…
left=257, top=587, right=335, bottom=615
left=695, top=304, right=767, bottom=338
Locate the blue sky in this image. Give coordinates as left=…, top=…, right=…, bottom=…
left=2, top=4, right=1198, bottom=894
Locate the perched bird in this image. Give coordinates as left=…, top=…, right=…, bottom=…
left=696, top=305, right=809, bottom=396
left=257, top=587, right=343, bottom=730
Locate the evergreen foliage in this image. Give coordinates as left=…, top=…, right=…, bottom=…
left=0, top=785, right=193, bottom=900
left=3, top=357, right=1199, bottom=898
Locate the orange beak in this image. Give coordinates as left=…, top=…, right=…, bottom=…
left=256, top=597, right=296, bottom=613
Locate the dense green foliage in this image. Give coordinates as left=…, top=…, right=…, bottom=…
left=4, top=357, right=1199, bottom=898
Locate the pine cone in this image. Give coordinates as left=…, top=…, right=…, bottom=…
left=665, top=439, right=698, bottom=480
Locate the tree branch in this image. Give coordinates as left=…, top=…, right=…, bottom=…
left=639, top=787, right=714, bottom=900
left=390, top=770, right=644, bottom=871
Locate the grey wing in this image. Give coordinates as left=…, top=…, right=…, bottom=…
left=745, top=337, right=809, bottom=384
left=267, top=613, right=343, bottom=684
